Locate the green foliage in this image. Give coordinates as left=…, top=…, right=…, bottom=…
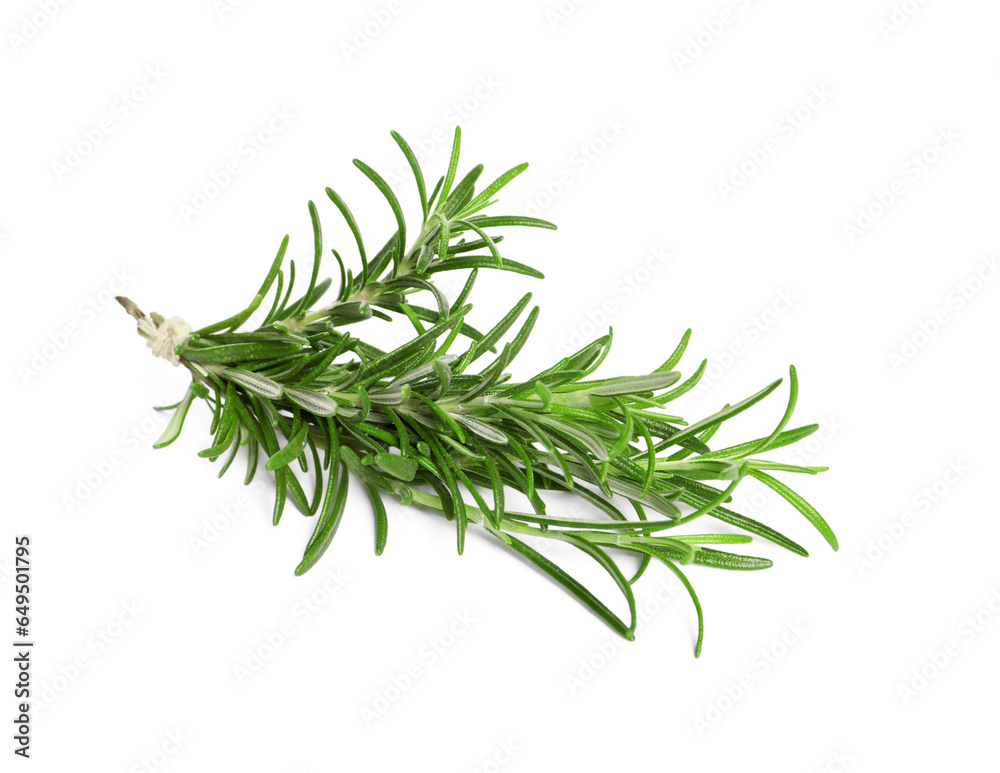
left=121, top=129, right=835, bottom=657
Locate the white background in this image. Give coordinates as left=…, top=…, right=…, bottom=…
left=4, top=0, right=999, bottom=770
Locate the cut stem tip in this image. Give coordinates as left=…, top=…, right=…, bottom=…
left=116, top=296, right=146, bottom=322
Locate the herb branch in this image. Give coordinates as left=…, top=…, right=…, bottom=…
left=117, top=127, right=836, bottom=656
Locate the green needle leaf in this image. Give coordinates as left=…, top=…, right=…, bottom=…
left=353, top=159, right=406, bottom=275
left=365, top=482, right=389, bottom=555
left=587, top=372, right=682, bottom=396
left=390, top=130, right=428, bottom=223
left=454, top=415, right=508, bottom=445
left=289, top=200, right=323, bottom=319
left=153, top=387, right=196, bottom=449
left=182, top=340, right=303, bottom=365
left=750, top=469, right=838, bottom=551
left=436, top=126, right=462, bottom=212
left=666, top=378, right=783, bottom=447
left=325, top=187, right=369, bottom=286
left=460, top=215, right=556, bottom=230
left=504, top=534, right=635, bottom=640
left=194, top=235, right=288, bottom=336
left=454, top=218, right=502, bottom=266
left=699, top=424, right=819, bottom=461
left=663, top=559, right=704, bottom=657
left=222, top=368, right=283, bottom=399
left=657, top=328, right=692, bottom=372
left=284, top=387, right=339, bottom=417
left=265, top=420, right=310, bottom=472
left=372, top=453, right=418, bottom=481
left=296, top=458, right=350, bottom=575
left=460, top=162, right=529, bottom=218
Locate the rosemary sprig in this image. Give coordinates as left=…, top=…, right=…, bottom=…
left=117, top=128, right=836, bottom=656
